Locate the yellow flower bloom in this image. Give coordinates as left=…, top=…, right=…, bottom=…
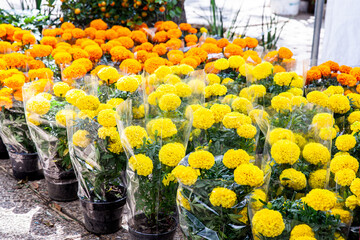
left=158, top=93, right=181, bottom=111
left=350, top=178, right=360, bottom=197
left=122, top=126, right=148, bottom=148
left=223, top=149, right=250, bottom=169
left=209, top=187, right=237, bottom=208
left=55, top=109, right=76, bottom=127
left=75, top=95, right=100, bottom=110
left=129, top=154, right=153, bottom=176
left=149, top=118, right=178, bottom=138
left=330, top=155, right=359, bottom=174
left=159, top=142, right=185, bottom=167
left=53, top=82, right=70, bottom=97
left=302, top=143, right=330, bottom=165
left=327, top=94, right=350, bottom=114
left=271, top=140, right=300, bottom=165
left=312, top=113, right=334, bottom=129
left=210, top=103, right=231, bottom=123
left=192, top=107, right=215, bottom=130
left=214, top=58, right=229, bottom=70
left=335, top=134, right=356, bottom=151
left=26, top=96, right=50, bottom=115
left=116, top=75, right=139, bottom=92
left=269, top=128, right=295, bottom=145
left=65, top=89, right=86, bottom=105
left=172, top=165, right=198, bottom=186
left=236, top=124, right=257, bottom=139
left=234, top=163, right=264, bottom=187
left=290, top=224, right=315, bottom=240
left=309, top=169, right=327, bottom=189
left=335, top=169, right=356, bottom=187
left=188, top=150, right=215, bottom=169
left=252, top=209, right=285, bottom=238
left=97, top=109, right=120, bottom=127
left=306, top=91, right=328, bottom=107
left=231, top=97, right=253, bottom=114
left=174, top=82, right=192, bottom=97
left=72, top=130, right=91, bottom=148
left=280, top=168, right=307, bottom=190
left=222, top=112, right=251, bottom=129
left=302, top=189, right=337, bottom=211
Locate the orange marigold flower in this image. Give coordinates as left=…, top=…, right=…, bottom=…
left=201, top=43, right=221, bottom=54
left=161, top=21, right=178, bottom=31
left=53, top=52, right=72, bottom=65
left=22, top=33, right=36, bottom=45
left=119, top=59, right=142, bottom=74
left=70, top=48, right=89, bottom=60
left=189, top=28, right=197, bottom=34
left=264, top=51, right=279, bottom=63
left=0, top=96, right=12, bottom=109
left=337, top=73, right=357, bottom=87
left=245, top=37, right=258, bottom=48
left=169, top=54, right=184, bottom=65
left=204, top=62, right=220, bottom=74
left=205, top=37, right=217, bottom=44
left=273, top=65, right=286, bottom=73
left=95, top=30, right=106, bottom=40
left=144, top=57, right=169, bottom=73
left=224, top=43, right=243, bottom=58
left=187, top=42, right=197, bottom=47
left=135, top=50, right=149, bottom=63
left=180, top=57, right=198, bottom=69
left=116, top=37, right=134, bottom=49
left=116, top=27, right=131, bottom=37
left=339, top=65, right=352, bottom=74
left=110, top=46, right=134, bottom=62
left=134, top=42, right=154, bottom=52
left=105, top=29, right=118, bottom=40
left=278, top=47, right=293, bottom=59
left=152, top=43, right=167, bottom=56
left=2, top=53, right=26, bottom=69
left=28, top=68, right=53, bottom=80
left=356, top=85, right=360, bottom=94
left=40, top=36, right=57, bottom=48
left=167, top=29, right=182, bottom=39
left=306, top=68, right=322, bottom=82
left=0, top=59, right=7, bottom=70
left=84, top=27, right=97, bottom=39
left=43, top=29, right=56, bottom=37
left=179, top=23, right=192, bottom=31
left=130, top=30, right=147, bottom=44
left=61, top=32, right=72, bottom=41
left=323, top=60, right=339, bottom=72
left=185, top=47, right=208, bottom=62
left=167, top=50, right=184, bottom=58
left=61, top=22, right=75, bottom=30
left=3, top=74, right=25, bottom=89
left=91, top=65, right=107, bottom=76
left=0, top=42, right=12, bottom=53
left=350, top=67, right=360, bottom=81
left=84, top=45, right=103, bottom=61
left=184, top=34, right=198, bottom=43
left=318, top=64, right=331, bottom=77
left=0, top=26, right=6, bottom=38
left=71, top=28, right=85, bottom=39
left=166, top=38, right=182, bottom=50
left=63, top=64, right=87, bottom=80
left=90, top=19, right=108, bottom=30
left=233, top=38, right=246, bottom=48
left=27, top=60, right=45, bottom=69
left=13, top=30, right=30, bottom=42
left=72, top=58, right=93, bottom=72
left=13, top=89, right=23, bottom=101
left=217, top=38, right=229, bottom=48
left=153, top=31, right=168, bottom=43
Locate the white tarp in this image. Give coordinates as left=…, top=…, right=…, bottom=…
left=321, top=0, right=360, bottom=67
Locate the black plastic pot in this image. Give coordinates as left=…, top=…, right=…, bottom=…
left=0, top=137, right=9, bottom=159
left=45, top=174, right=78, bottom=202
left=128, top=214, right=178, bottom=240
left=9, top=151, right=43, bottom=180
left=80, top=196, right=127, bottom=234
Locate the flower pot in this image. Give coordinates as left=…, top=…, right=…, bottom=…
left=0, top=137, right=9, bottom=159
left=80, top=196, right=127, bottom=234
left=9, top=151, right=43, bottom=180
left=128, top=214, right=178, bottom=240
left=45, top=173, right=78, bottom=202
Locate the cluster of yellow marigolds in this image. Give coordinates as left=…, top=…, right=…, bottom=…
left=1, top=18, right=360, bottom=240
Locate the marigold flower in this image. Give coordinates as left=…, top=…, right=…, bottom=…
left=234, top=163, right=264, bottom=187
left=223, top=149, right=250, bottom=169
left=55, top=109, right=76, bottom=127
left=26, top=96, right=50, bottom=115
left=303, top=189, right=336, bottom=211
left=335, top=134, right=356, bottom=151
left=90, top=19, right=108, bottom=30
left=116, top=76, right=139, bottom=92
left=209, top=187, right=237, bottom=208
left=62, top=64, right=87, bottom=81
left=223, top=112, right=251, bottom=129
left=75, top=95, right=100, bottom=110
left=172, top=165, right=198, bottom=186
left=148, top=118, right=177, bottom=138
left=61, top=22, right=75, bottom=30
left=330, top=155, right=359, bottom=174
left=271, top=139, right=300, bottom=164
left=280, top=168, right=307, bottom=190
left=290, top=224, right=315, bottom=240
left=323, top=60, right=339, bottom=72
left=144, top=57, right=168, bottom=74
left=244, top=37, right=258, bottom=49
left=122, top=126, right=148, bottom=148
left=159, top=143, right=185, bottom=167
left=192, top=107, right=215, bottom=129
left=72, top=130, right=91, bottom=148
left=309, top=169, right=327, bottom=189
left=189, top=150, right=215, bottom=169
left=84, top=45, right=103, bottom=61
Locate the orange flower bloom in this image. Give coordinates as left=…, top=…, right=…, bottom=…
left=27, top=60, right=45, bottom=69
left=105, top=29, right=118, bottom=40
left=205, top=37, right=217, bottom=44
left=356, top=85, right=360, bottom=94
left=84, top=45, right=103, bottom=61
left=13, top=89, right=23, bottom=101
left=61, top=32, right=72, bottom=41
left=180, top=57, right=198, bottom=69
left=188, top=28, right=198, bottom=34
left=245, top=37, right=258, bottom=48
left=3, top=74, right=26, bottom=89
left=53, top=52, right=72, bottom=65
left=134, top=42, right=154, bottom=52
left=179, top=23, right=192, bottom=31
left=169, top=54, right=184, bottom=65
left=116, top=27, right=131, bottom=37
left=63, top=64, right=87, bottom=81
left=135, top=50, right=149, bottom=63
left=61, top=22, right=75, bottom=30
left=28, top=68, right=53, bottom=80
left=22, top=33, right=36, bottom=45
left=0, top=96, right=12, bottom=109
left=72, top=58, right=93, bottom=72
left=184, top=34, right=198, bottom=43
left=166, top=38, right=182, bottom=50
left=70, top=48, right=89, bottom=60
left=187, top=42, right=197, bottom=47
left=119, top=59, right=142, bottom=74
left=91, top=65, right=107, bottom=76
left=273, top=65, right=286, bottom=73
left=278, top=47, right=293, bottom=59
left=185, top=47, right=208, bottom=62
left=161, top=21, right=178, bottom=31
left=201, top=43, right=221, bottom=54
left=337, top=73, right=357, bottom=87
left=84, top=27, right=97, bottom=39
left=3, top=53, right=26, bottom=69
left=72, top=28, right=85, bottom=39
left=116, top=37, right=134, bottom=49
left=350, top=67, right=360, bottom=81
left=318, top=64, right=331, bottom=77
left=130, top=30, right=147, bottom=44
left=264, top=51, right=279, bottom=63
left=144, top=57, right=169, bottom=73
left=233, top=38, right=246, bottom=48
left=90, top=19, right=108, bottom=30
left=167, top=29, right=182, bottom=39
left=110, top=46, right=134, bottom=62
left=0, top=42, right=12, bottom=53
left=43, top=29, right=57, bottom=37
left=306, top=68, right=322, bottom=82
left=224, top=44, right=243, bottom=58
left=153, top=31, right=168, bottom=43
left=167, top=50, right=184, bottom=58
left=0, top=59, right=6, bottom=70
left=204, top=62, right=220, bottom=74
left=40, top=36, right=57, bottom=48
left=339, top=65, right=352, bottom=74
left=13, top=30, right=30, bottom=42
left=323, top=60, right=339, bottom=72
left=217, top=38, right=229, bottom=48
left=95, top=30, right=106, bottom=40
left=152, top=43, right=167, bottom=56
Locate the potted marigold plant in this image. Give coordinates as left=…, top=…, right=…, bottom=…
left=0, top=69, right=47, bottom=180
left=23, top=80, right=79, bottom=201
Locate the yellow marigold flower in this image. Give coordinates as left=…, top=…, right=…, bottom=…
left=330, top=208, right=352, bottom=224
left=178, top=64, right=194, bottom=75
left=132, top=105, right=145, bottom=119
left=36, top=92, right=52, bottom=100
left=290, top=224, right=315, bottom=240
left=280, top=168, right=307, bottom=190
left=177, top=190, right=191, bottom=210
left=150, top=118, right=177, bottom=138
left=72, top=130, right=91, bottom=148
left=347, top=93, right=360, bottom=108
left=122, top=126, right=148, bottom=148
left=159, top=142, right=185, bottom=167
left=330, top=155, right=359, bottom=174
left=269, top=128, right=295, bottom=145
left=309, top=169, right=327, bottom=189
left=248, top=84, right=266, bottom=98
left=327, top=94, right=350, bottom=114
left=75, top=95, right=100, bottom=111
left=302, top=143, right=330, bottom=165
left=206, top=73, right=221, bottom=85
left=273, top=72, right=294, bottom=86
left=158, top=93, right=181, bottom=111
left=164, top=74, right=181, bottom=85
left=271, top=139, right=300, bottom=165
left=174, top=82, right=192, bottom=97
left=116, top=76, right=140, bottom=93
left=312, top=113, right=334, bottom=129
left=334, top=151, right=350, bottom=157
left=172, top=165, right=198, bottom=186
left=319, top=127, right=337, bottom=140
left=107, top=140, right=123, bottom=154
left=288, top=87, right=303, bottom=96
left=129, top=154, right=153, bottom=176
left=250, top=189, right=266, bottom=210
left=291, top=96, right=308, bottom=107
left=228, top=55, right=245, bottom=68
left=97, top=109, right=119, bottom=127
left=210, top=103, right=231, bottom=123
left=345, top=195, right=359, bottom=210
left=154, top=65, right=171, bottom=79
left=97, top=66, right=120, bottom=84
left=302, top=189, right=336, bottom=211
left=350, top=178, right=360, bottom=197
left=214, top=58, right=229, bottom=70
left=107, top=98, right=124, bottom=108
left=348, top=111, right=360, bottom=124
left=291, top=75, right=305, bottom=88
left=252, top=62, right=273, bottom=80
left=223, top=149, right=250, bottom=169
left=53, top=82, right=70, bottom=97
left=26, top=113, right=41, bottom=125
left=192, top=107, right=215, bottom=130
left=188, top=150, right=215, bottom=169
left=271, top=95, right=291, bottom=112
left=306, top=91, right=328, bottom=107
left=26, top=96, right=50, bottom=115
left=209, top=187, right=237, bottom=208
left=351, top=121, right=360, bottom=133
left=237, top=124, right=257, bottom=139
left=156, top=84, right=177, bottom=96
left=98, top=127, right=120, bottom=141
left=55, top=109, right=76, bottom=127
left=278, top=92, right=294, bottom=100
left=234, top=163, right=264, bottom=187
left=231, top=97, right=253, bottom=114
left=188, top=79, right=205, bottom=95
left=252, top=209, right=285, bottom=238
left=221, top=77, right=234, bottom=84
left=249, top=109, right=269, bottom=123
left=223, top=112, right=251, bottom=129
left=78, top=110, right=97, bottom=120
left=335, top=134, right=356, bottom=151
left=205, top=83, right=227, bottom=98
left=335, top=168, right=356, bottom=187
left=162, top=173, right=176, bottom=186
left=65, top=89, right=86, bottom=105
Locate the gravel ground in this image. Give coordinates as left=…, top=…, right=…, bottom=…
left=0, top=159, right=184, bottom=240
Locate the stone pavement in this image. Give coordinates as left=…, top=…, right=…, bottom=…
left=0, top=159, right=184, bottom=239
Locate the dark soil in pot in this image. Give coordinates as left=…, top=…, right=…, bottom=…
left=128, top=213, right=178, bottom=240
left=45, top=173, right=78, bottom=202
left=0, top=137, right=8, bottom=159
left=9, top=151, right=43, bottom=180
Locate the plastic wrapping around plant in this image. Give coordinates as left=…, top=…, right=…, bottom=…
left=256, top=102, right=334, bottom=201
left=66, top=75, right=130, bottom=202
left=248, top=196, right=350, bottom=240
